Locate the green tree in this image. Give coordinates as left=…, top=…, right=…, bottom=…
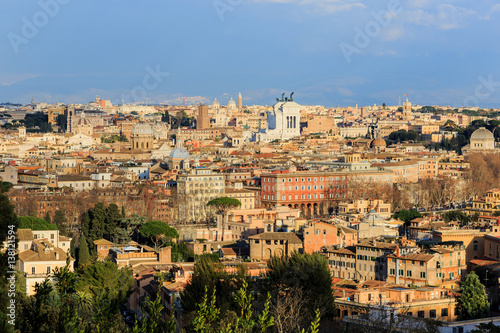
left=263, top=252, right=335, bottom=321
left=53, top=210, right=68, bottom=236
left=207, top=197, right=241, bottom=241
left=18, top=216, right=57, bottom=230
left=140, top=221, right=179, bottom=250
left=121, top=205, right=126, bottom=218
left=0, top=181, right=12, bottom=193
left=56, top=114, right=67, bottom=132
left=181, top=256, right=245, bottom=314
left=78, top=234, right=91, bottom=267
left=394, top=209, right=422, bottom=225
left=105, top=203, right=121, bottom=240
left=44, top=211, right=51, bottom=224
left=132, top=291, right=176, bottom=333
left=457, top=271, right=490, bottom=319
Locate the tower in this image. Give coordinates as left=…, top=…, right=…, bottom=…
left=403, top=94, right=412, bottom=120
left=237, top=92, right=243, bottom=109
left=197, top=104, right=210, bottom=129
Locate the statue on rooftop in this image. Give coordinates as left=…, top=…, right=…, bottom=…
left=290, top=92, right=294, bottom=101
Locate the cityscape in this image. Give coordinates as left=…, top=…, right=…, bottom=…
left=1, top=1, right=500, bottom=333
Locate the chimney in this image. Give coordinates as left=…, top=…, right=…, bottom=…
left=395, top=245, right=400, bottom=257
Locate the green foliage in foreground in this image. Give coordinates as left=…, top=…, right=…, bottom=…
left=18, top=216, right=57, bottom=230
left=457, top=271, right=490, bottom=320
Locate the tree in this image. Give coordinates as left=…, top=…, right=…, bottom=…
left=78, top=234, right=91, bottom=267
left=44, top=212, right=51, bottom=224
left=140, top=221, right=179, bottom=250
left=18, top=216, right=57, bottom=230
left=206, top=197, right=241, bottom=241
left=56, top=114, right=67, bottom=132
left=471, top=322, right=500, bottom=333
left=132, top=291, right=176, bottom=333
left=181, top=256, right=246, bottom=314
left=263, top=252, right=335, bottom=322
left=457, top=271, right=490, bottom=319
left=53, top=210, right=68, bottom=236
left=394, top=209, right=422, bottom=225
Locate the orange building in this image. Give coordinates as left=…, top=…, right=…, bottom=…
left=303, top=222, right=357, bottom=254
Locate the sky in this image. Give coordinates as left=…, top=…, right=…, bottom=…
left=1, top=0, right=500, bottom=108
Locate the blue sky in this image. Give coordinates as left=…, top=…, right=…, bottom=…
left=1, top=0, right=500, bottom=108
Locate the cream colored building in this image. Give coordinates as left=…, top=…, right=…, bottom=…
left=16, top=229, right=73, bottom=295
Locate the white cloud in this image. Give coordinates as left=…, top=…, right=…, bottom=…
left=483, top=4, right=500, bottom=20
left=338, top=87, right=354, bottom=96
left=251, top=0, right=366, bottom=13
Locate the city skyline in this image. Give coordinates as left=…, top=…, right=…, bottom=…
left=1, top=1, right=500, bottom=107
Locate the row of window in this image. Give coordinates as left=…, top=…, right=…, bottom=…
left=262, top=176, right=347, bottom=183
left=389, top=268, right=425, bottom=278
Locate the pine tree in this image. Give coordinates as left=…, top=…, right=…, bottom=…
left=121, top=205, right=126, bottom=218
left=458, top=271, right=490, bottom=319
left=78, top=234, right=91, bottom=267
left=44, top=211, right=51, bottom=224
left=105, top=204, right=121, bottom=240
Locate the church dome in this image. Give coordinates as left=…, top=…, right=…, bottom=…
left=370, top=138, right=386, bottom=148
left=471, top=127, right=494, bottom=141
left=212, top=98, right=220, bottom=108
left=152, top=121, right=169, bottom=139
left=131, top=121, right=153, bottom=136
left=169, top=147, right=190, bottom=159
left=227, top=97, right=236, bottom=109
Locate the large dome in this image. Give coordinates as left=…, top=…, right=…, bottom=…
left=370, top=138, right=386, bottom=148
left=131, top=121, right=153, bottom=136
left=169, top=147, right=190, bottom=159
left=471, top=127, right=494, bottom=140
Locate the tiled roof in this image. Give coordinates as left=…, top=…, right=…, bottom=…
left=249, top=232, right=302, bottom=244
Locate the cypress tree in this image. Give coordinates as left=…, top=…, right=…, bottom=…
left=44, top=211, right=51, bottom=224
left=78, top=234, right=90, bottom=267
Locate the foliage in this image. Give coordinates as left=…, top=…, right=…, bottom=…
left=24, top=112, right=52, bottom=133
left=207, top=197, right=242, bottom=212
left=132, top=291, right=176, bottom=333
left=112, top=214, right=148, bottom=244
left=181, top=256, right=247, bottom=314
left=193, top=286, right=221, bottom=333
left=101, top=134, right=128, bottom=143
left=170, top=241, right=195, bottom=262
left=18, top=216, right=57, bottom=230
left=0, top=181, right=13, bottom=193
left=394, top=209, right=422, bottom=225
left=388, top=129, right=418, bottom=143
left=263, top=252, right=335, bottom=319
left=53, top=210, right=69, bottom=236
left=56, top=114, right=67, bottom=132
left=442, top=210, right=470, bottom=225
left=457, top=271, right=490, bottom=319
left=140, top=221, right=179, bottom=250
left=78, top=234, right=91, bottom=267
left=44, top=211, right=52, bottom=224
left=81, top=203, right=124, bottom=254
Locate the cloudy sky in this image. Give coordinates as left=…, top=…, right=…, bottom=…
left=1, top=0, right=500, bottom=107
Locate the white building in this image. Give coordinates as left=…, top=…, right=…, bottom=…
left=252, top=96, right=301, bottom=142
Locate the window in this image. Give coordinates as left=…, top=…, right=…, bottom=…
left=429, top=310, right=436, bottom=318
left=47, top=266, right=51, bottom=274
left=441, top=308, right=448, bottom=317
left=398, top=269, right=403, bottom=276
left=407, top=270, right=412, bottom=277
left=418, top=311, right=425, bottom=318
left=24, top=244, right=29, bottom=250
left=420, top=272, right=426, bottom=278
left=32, top=267, right=35, bottom=274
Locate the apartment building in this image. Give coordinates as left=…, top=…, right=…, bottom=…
left=176, top=168, right=225, bottom=222
left=386, top=243, right=466, bottom=288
